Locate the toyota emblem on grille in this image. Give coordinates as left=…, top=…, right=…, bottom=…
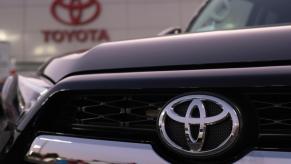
left=158, top=94, right=240, bottom=156
left=51, top=0, right=101, bottom=26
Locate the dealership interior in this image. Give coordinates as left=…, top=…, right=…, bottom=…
left=0, top=0, right=204, bottom=75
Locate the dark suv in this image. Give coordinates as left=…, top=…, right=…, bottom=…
left=2, top=0, right=291, bottom=163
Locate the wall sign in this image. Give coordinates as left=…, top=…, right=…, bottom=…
left=42, top=0, right=110, bottom=43
left=51, top=0, right=101, bottom=26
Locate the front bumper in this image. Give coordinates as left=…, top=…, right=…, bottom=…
left=26, top=135, right=167, bottom=164
left=25, top=135, right=291, bottom=164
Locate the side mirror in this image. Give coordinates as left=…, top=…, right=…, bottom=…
left=158, top=27, right=182, bottom=36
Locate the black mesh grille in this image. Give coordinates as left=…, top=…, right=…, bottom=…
left=38, top=90, right=291, bottom=151
left=51, top=93, right=176, bottom=131
left=249, top=93, right=291, bottom=135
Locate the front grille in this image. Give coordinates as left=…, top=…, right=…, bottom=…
left=38, top=90, right=291, bottom=150
left=44, top=92, right=177, bottom=133
left=246, top=92, right=291, bottom=149
left=249, top=93, right=291, bottom=135
left=72, top=94, right=174, bottom=130
left=47, top=92, right=291, bottom=134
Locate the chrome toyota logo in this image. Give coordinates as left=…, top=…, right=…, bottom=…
left=158, top=94, right=240, bottom=156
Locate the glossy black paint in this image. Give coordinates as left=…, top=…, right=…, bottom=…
left=5, top=64, right=289, bottom=163
left=44, top=25, right=291, bottom=83
left=53, top=65, right=291, bottom=91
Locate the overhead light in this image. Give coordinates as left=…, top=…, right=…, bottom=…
left=0, top=30, right=8, bottom=41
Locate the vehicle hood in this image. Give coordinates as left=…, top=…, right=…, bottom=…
left=44, top=25, right=291, bottom=83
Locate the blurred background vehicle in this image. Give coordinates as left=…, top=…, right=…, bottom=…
left=0, top=42, right=15, bottom=106
left=0, top=42, right=12, bottom=86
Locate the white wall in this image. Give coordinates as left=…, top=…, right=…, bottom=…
left=0, top=0, right=205, bottom=63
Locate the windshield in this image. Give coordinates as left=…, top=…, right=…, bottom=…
left=188, top=0, right=291, bottom=33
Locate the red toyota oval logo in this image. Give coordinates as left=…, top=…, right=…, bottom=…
left=51, top=0, right=101, bottom=26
